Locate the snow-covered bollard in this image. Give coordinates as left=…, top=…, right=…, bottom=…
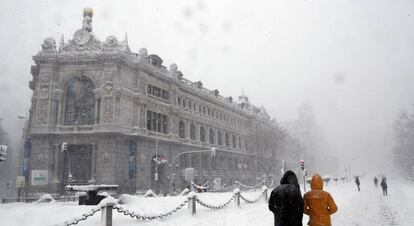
left=144, top=189, right=157, bottom=197
left=187, top=191, right=197, bottom=215
left=234, top=188, right=241, bottom=208
left=262, top=185, right=268, bottom=201
left=100, top=202, right=115, bottom=226
left=180, top=188, right=190, bottom=196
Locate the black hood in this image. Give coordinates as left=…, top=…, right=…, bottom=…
left=280, top=170, right=300, bottom=191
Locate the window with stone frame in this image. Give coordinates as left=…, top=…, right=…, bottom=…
left=232, top=134, right=236, bottom=148
left=179, top=120, right=185, bottom=138
left=209, top=128, right=215, bottom=144
left=190, top=123, right=196, bottom=140
left=218, top=131, right=222, bottom=145
left=225, top=133, right=229, bottom=147
left=238, top=136, right=241, bottom=149
left=200, top=126, right=206, bottom=142
left=64, top=76, right=95, bottom=125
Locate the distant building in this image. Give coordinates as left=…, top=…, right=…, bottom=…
left=25, top=8, right=277, bottom=195
left=281, top=101, right=327, bottom=173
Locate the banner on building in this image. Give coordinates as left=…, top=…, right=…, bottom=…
left=128, top=140, right=137, bottom=180
left=21, top=138, right=32, bottom=177
left=31, top=170, right=48, bottom=186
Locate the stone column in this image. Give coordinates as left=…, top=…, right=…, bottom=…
left=90, top=143, right=97, bottom=183
left=52, top=144, right=60, bottom=184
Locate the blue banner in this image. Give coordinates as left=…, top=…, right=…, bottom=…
left=128, top=140, right=136, bottom=180
left=21, top=138, right=32, bottom=177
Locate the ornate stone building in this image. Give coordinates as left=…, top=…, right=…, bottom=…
left=26, top=8, right=275, bottom=195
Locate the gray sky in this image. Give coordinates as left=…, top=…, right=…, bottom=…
left=1, top=0, right=414, bottom=171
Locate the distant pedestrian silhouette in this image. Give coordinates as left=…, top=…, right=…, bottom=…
left=355, top=176, right=360, bottom=191
left=380, top=177, right=388, bottom=196
left=373, top=177, right=378, bottom=187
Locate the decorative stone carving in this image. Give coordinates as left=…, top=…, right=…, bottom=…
left=37, top=99, right=49, bottom=124
left=40, top=73, right=51, bottom=84
left=102, top=97, right=113, bottom=123
left=138, top=48, right=148, bottom=58
left=82, top=7, right=93, bottom=32
left=104, top=36, right=118, bottom=47
left=103, top=83, right=113, bottom=97
left=103, top=152, right=110, bottom=161
left=39, top=86, right=49, bottom=98
left=169, top=63, right=178, bottom=73
left=104, top=72, right=114, bottom=82
left=41, top=37, right=57, bottom=51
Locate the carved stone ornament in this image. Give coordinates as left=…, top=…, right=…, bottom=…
left=73, top=29, right=91, bottom=45
left=103, top=152, right=110, bottom=161
left=39, top=86, right=49, bottom=98
left=102, top=97, right=113, bottom=123
left=41, top=37, right=57, bottom=51
left=40, top=73, right=51, bottom=84
left=37, top=99, right=49, bottom=124
left=169, top=63, right=178, bottom=73
left=103, top=83, right=113, bottom=97
left=104, top=36, right=118, bottom=47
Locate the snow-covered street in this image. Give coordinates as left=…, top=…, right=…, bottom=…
left=1, top=177, right=413, bottom=226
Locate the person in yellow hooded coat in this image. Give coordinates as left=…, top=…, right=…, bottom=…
left=303, top=174, right=338, bottom=226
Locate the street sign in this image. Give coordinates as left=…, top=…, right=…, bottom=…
left=16, top=176, right=25, bottom=188
left=31, top=170, right=48, bottom=186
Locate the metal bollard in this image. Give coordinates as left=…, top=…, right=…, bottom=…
left=101, top=202, right=115, bottom=226
left=188, top=197, right=197, bottom=215
left=264, top=188, right=268, bottom=201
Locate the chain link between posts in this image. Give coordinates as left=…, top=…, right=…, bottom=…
left=239, top=190, right=265, bottom=203
left=61, top=206, right=101, bottom=226
left=113, top=199, right=188, bottom=221
left=195, top=194, right=236, bottom=209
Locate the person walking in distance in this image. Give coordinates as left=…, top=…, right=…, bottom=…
left=373, top=177, right=378, bottom=187
left=268, top=170, right=304, bottom=226
left=355, top=176, right=360, bottom=191
left=304, top=174, right=338, bottom=226
left=380, top=177, right=388, bottom=196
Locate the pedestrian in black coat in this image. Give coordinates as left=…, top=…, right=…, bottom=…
left=355, top=176, right=360, bottom=191
left=380, top=177, right=388, bottom=196
left=268, top=170, right=304, bottom=226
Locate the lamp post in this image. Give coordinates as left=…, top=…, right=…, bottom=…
left=17, top=115, right=29, bottom=200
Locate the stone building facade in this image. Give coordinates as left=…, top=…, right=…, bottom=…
left=26, top=8, right=275, bottom=195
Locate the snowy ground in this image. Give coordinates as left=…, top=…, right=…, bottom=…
left=1, top=177, right=413, bottom=226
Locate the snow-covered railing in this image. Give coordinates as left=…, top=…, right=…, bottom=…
left=113, top=198, right=188, bottom=220
left=235, top=180, right=265, bottom=190
left=58, top=187, right=268, bottom=226
left=60, top=206, right=101, bottom=226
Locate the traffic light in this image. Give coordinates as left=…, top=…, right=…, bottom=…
left=300, top=160, right=305, bottom=170
left=61, top=142, right=68, bottom=152
left=0, top=144, right=8, bottom=161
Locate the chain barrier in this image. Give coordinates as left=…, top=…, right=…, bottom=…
left=113, top=199, right=188, bottom=221
left=61, top=206, right=101, bottom=226
left=195, top=194, right=235, bottom=210
left=239, top=191, right=265, bottom=203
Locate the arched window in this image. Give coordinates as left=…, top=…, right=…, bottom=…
left=225, top=133, right=229, bottom=147
left=64, top=76, right=95, bottom=125
left=232, top=135, right=236, bottom=148
left=218, top=131, right=222, bottom=145
left=209, top=129, right=215, bottom=144
left=200, top=126, right=205, bottom=142
left=190, top=123, right=196, bottom=140
left=179, top=120, right=185, bottom=138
